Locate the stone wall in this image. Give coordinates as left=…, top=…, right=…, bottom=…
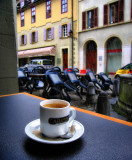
left=0, top=0, right=18, bottom=95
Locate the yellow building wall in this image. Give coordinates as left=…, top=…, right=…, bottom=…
left=17, top=0, right=78, bottom=68
left=17, top=0, right=77, bottom=33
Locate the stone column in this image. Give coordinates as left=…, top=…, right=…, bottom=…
left=97, top=47, right=105, bottom=73
left=0, top=0, right=19, bottom=95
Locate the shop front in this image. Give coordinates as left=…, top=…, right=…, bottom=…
left=18, top=46, right=56, bottom=66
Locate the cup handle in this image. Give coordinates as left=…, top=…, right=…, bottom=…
left=69, top=108, right=76, bottom=127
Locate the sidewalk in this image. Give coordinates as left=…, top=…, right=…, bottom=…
left=31, top=89, right=127, bottom=121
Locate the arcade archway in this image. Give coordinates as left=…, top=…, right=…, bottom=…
left=106, top=37, right=122, bottom=75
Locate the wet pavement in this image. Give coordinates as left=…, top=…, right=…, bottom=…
left=31, top=89, right=127, bottom=121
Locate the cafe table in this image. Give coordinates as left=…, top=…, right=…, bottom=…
left=76, top=73, right=86, bottom=77
left=0, top=93, right=132, bottom=160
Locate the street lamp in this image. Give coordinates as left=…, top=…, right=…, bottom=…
left=69, top=30, right=73, bottom=37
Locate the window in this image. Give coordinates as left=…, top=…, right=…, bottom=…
left=43, top=60, right=52, bottom=65
left=87, top=10, right=94, bottom=28
left=82, top=8, right=98, bottom=30
left=59, top=23, right=71, bottom=38
left=44, top=27, right=54, bottom=40
left=21, top=35, right=25, bottom=44
left=20, top=0, right=24, bottom=8
left=30, top=31, right=38, bottom=43
left=61, top=0, right=68, bottom=13
left=103, top=0, right=124, bottom=25
left=46, top=0, right=51, bottom=18
left=62, top=24, right=67, bottom=37
left=32, top=32, right=36, bottom=42
left=31, top=0, right=35, bottom=3
left=21, top=12, right=24, bottom=27
left=47, top=28, right=51, bottom=40
left=110, top=2, right=118, bottom=24
left=31, top=7, right=36, bottom=23
left=19, top=35, right=27, bottom=46
left=123, top=64, right=132, bottom=69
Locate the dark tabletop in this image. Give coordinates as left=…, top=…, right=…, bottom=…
left=28, top=73, right=45, bottom=77
left=0, top=93, right=132, bottom=160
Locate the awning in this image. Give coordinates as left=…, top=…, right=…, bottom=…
left=18, top=46, right=56, bottom=58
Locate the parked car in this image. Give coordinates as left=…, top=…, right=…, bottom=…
left=24, top=59, right=53, bottom=72
left=115, top=63, right=132, bottom=79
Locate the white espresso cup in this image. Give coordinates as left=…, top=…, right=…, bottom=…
left=40, top=99, right=76, bottom=138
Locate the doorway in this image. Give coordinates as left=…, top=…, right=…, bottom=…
left=86, top=41, right=97, bottom=72
left=106, top=37, right=122, bottom=75
left=62, top=49, right=68, bottom=70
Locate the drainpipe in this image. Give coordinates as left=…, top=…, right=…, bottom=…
left=72, top=0, right=74, bottom=69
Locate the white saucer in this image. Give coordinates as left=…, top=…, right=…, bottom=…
left=25, top=119, right=84, bottom=144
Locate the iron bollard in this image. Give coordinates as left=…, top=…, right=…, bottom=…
left=96, top=91, right=110, bottom=115
left=112, top=79, right=120, bottom=97
left=86, top=82, right=96, bottom=106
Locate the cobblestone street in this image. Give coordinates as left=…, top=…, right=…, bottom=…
left=30, top=89, right=127, bottom=121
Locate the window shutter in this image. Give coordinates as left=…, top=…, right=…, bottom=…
left=35, top=31, right=38, bottom=42
left=118, top=0, right=124, bottom=22
left=82, top=12, right=86, bottom=30
left=51, top=27, right=54, bottom=40
left=29, top=33, right=32, bottom=43
left=104, top=4, right=108, bottom=25
left=94, top=8, right=98, bottom=27
left=44, top=29, right=46, bottom=40
left=24, top=35, right=27, bottom=45
left=19, top=36, right=21, bottom=46
left=59, top=25, right=62, bottom=38
left=67, top=23, right=71, bottom=36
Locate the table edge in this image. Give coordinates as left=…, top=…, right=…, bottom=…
left=0, top=92, right=132, bottom=127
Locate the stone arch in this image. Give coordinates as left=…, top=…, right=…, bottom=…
left=104, top=34, right=123, bottom=47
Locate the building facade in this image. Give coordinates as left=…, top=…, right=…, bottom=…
left=78, top=0, right=132, bottom=77
left=17, top=0, right=78, bottom=70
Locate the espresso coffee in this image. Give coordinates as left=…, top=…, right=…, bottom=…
left=43, top=103, right=67, bottom=109
left=40, top=99, right=76, bottom=138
